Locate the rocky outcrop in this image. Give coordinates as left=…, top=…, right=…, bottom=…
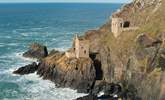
left=105, top=33, right=164, bottom=100
left=83, top=0, right=165, bottom=99
left=134, top=0, right=162, bottom=9
left=78, top=81, right=141, bottom=100
left=84, top=30, right=105, bottom=53
left=14, top=49, right=96, bottom=93
left=76, top=95, right=97, bottom=100
left=48, top=49, right=61, bottom=56
left=36, top=51, right=96, bottom=93
left=111, top=0, right=162, bottom=26
left=23, top=43, right=48, bottom=59
left=13, top=62, right=38, bottom=75
left=12, top=0, right=165, bottom=99
left=86, top=31, right=164, bottom=99
left=136, top=33, right=162, bottom=47
left=159, top=72, right=165, bottom=100
left=135, top=37, right=165, bottom=99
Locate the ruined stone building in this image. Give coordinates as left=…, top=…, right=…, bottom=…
left=111, top=17, right=138, bottom=38
left=111, top=18, right=124, bottom=37
left=65, top=34, right=89, bottom=58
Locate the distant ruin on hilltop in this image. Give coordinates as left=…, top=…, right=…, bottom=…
left=111, top=17, right=138, bottom=38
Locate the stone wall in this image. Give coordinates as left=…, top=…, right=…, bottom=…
left=65, top=51, right=76, bottom=58
left=111, top=17, right=138, bottom=38
left=111, top=18, right=123, bottom=37
left=75, top=36, right=89, bottom=58
left=78, top=40, right=89, bottom=58
left=66, top=35, right=89, bottom=58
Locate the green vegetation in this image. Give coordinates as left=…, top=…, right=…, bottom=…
left=137, top=1, right=165, bottom=37
left=103, top=0, right=165, bottom=49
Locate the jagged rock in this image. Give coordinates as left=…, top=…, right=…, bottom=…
left=12, top=1, right=165, bottom=100
left=76, top=0, right=165, bottom=99
left=89, top=53, right=103, bottom=81
left=76, top=95, right=97, bottom=100
left=37, top=55, right=96, bottom=93
left=48, top=49, right=61, bottom=56
left=23, top=43, right=48, bottom=59
left=158, top=48, right=165, bottom=70
left=134, top=0, right=162, bottom=9
left=91, top=82, right=122, bottom=95
left=133, top=33, right=163, bottom=73
left=84, top=30, right=104, bottom=53
left=89, top=81, right=139, bottom=100
left=99, top=46, right=112, bottom=82
left=13, top=62, right=38, bottom=75
left=136, top=33, right=162, bottom=47
left=159, top=72, right=165, bottom=100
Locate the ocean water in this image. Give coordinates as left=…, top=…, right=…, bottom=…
left=0, top=3, right=122, bottom=100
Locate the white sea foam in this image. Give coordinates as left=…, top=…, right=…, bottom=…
left=2, top=51, right=86, bottom=100
left=0, top=43, right=5, bottom=47
left=21, top=33, right=29, bottom=37
left=0, top=45, right=4, bottom=47
left=15, top=28, right=25, bottom=31
left=0, top=52, right=37, bottom=72
left=7, top=43, right=19, bottom=46
left=30, top=27, right=43, bottom=31
left=0, top=36, right=12, bottom=39
left=98, top=91, right=104, bottom=97
left=15, top=73, right=87, bottom=100
left=1, top=43, right=86, bottom=99
left=52, top=38, right=57, bottom=41
left=15, top=52, right=37, bottom=62
left=0, top=43, right=5, bottom=45
left=4, top=67, right=20, bottom=77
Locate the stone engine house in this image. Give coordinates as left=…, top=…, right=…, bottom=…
left=65, top=34, right=89, bottom=58
left=111, top=17, right=138, bottom=38
left=111, top=18, right=124, bottom=37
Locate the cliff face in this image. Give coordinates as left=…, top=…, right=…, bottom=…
left=23, top=43, right=48, bottom=59
left=84, top=0, right=165, bottom=99
left=13, top=0, right=165, bottom=99
left=37, top=52, right=96, bottom=93
left=112, top=0, right=162, bottom=26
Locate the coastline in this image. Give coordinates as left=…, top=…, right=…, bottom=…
left=11, top=0, right=165, bottom=100
left=0, top=3, right=122, bottom=100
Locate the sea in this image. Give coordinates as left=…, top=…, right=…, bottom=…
left=0, top=3, right=122, bottom=100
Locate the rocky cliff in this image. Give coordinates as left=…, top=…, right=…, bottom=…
left=23, top=43, right=48, bottom=59
left=15, top=49, right=96, bottom=93
left=83, top=0, right=165, bottom=99
left=13, top=0, right=165, bottom=99
left=37, top=53, right=96, bottom=93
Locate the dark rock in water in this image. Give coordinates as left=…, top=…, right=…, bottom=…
left=89, top=82, right=133, bottom=100
left=13, top=62, right=38, bottom=75
left=23, top=43, right=48, bottom=59
left=97, top=95, right=114, bottom=100
left=76, top=94, right=97, bottom=100
left=91, top=82, right=122, bottom=96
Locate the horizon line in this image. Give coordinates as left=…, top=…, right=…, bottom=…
left=0, top=2, right=128, bottom=4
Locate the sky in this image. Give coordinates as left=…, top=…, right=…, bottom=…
left=0, top=0, right=132, bottom=3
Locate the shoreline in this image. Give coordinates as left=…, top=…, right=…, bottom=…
left=12, top=0, right=165, bottom=99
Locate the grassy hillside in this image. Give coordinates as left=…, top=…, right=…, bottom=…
left=138, top=0, right=165, bottom=37
left=102, top=0, right=165, bottom=56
